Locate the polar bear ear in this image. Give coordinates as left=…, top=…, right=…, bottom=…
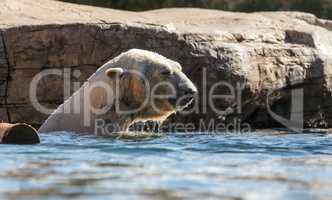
left=105, top=68, right=124, bottom=78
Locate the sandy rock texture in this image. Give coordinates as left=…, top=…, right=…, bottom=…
left=1, top=0, right=332, bottom=129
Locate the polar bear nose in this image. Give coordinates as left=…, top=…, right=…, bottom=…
left=184, top=87, right=198, bottom=96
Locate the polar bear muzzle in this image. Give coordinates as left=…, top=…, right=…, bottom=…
left=167, top=70, right=198, bottom=110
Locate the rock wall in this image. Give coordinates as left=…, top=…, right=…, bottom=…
left=1, top=0, right=332, bottom=129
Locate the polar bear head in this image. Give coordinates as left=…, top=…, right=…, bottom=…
left=103, top=49, right=197, bottom=124
left=38, top=49, right=198, bottom=134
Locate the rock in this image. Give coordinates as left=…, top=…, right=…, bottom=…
left=7, top=104, right=52, bottom=126
left=1, top=0, right=332, bottom=130
left=0, top=108, right=8, bottom=122
left=0, top=31, right=8, bottom=118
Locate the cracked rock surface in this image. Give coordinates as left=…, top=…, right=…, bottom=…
left=1, top=0, right=332, bottom=129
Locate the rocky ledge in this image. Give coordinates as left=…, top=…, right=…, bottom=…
left=1, top=0, right=332, bottom=130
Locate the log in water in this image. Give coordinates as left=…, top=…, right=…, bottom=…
left=0, top=123, right=40, bottom=144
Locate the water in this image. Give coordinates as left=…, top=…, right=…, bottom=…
left=0, top=132, right=332, bottom=200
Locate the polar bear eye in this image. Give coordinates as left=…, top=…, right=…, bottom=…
left=160, top=70, right=172, bottom=77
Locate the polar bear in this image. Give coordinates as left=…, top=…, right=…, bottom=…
left=38, top=49, right=197, bottom=135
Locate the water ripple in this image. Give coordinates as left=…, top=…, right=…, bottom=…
left=0, top=131, right=332, bottom=200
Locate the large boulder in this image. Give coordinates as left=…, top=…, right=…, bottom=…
left=1, top=0, right=332, bottom=129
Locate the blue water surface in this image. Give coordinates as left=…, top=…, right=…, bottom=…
left=0, top=132, right=332, bottom=200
